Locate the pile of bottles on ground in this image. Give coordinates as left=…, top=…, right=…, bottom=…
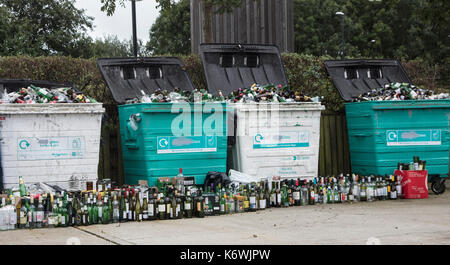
left=127, top=83, right=321, bottom=104
left=398, top=156, right=426, bottom=171
left=0, top=84, right=97, bottom=104
left=352, top=82, right=449, bottom=102
left=0, top=172, right=407, bottom=231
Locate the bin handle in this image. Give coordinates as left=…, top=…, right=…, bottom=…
left=125, top=142, right=139, bottom=149
left=125, top=117, right=139, bottom=149
left=353, top=133, right=371, bottom=137
left=373, top=104, right=450, bottom=110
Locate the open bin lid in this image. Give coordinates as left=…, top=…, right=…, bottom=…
left=0, top=79, right=78, bottom=93
left=199, top=43, right=288, bottom=96
left=324, top=59, right=412, bottom=101
left=97, top=57, right=196, bottom=104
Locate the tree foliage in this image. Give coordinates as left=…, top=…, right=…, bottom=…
left=0, top=0, right=94, bottom=57
left=146, top=0, right=191, bottom=55
left=294, top=0, right=449, bottom=65
left=88, top=35, right=132, bottom=58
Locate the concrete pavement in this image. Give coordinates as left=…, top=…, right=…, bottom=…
left=1, top=189, right=449, bottom=245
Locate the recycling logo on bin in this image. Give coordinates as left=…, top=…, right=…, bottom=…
left=158, top=137, right=169, bottom=149
left=255, top=134, right=264, bottom=143
left=386, top=129, right=441, bottom=146
left=19, top=140, right=31, bottom=150
left=387, top=131, right=398, bottom=142
left=157, top=136, right=217, bottom=154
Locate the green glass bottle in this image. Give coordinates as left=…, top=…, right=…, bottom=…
left=219, top=192, right=226, bottom=214
left=59, top=199, right=69, bottom=227
left=19, top=176, right=27, bottom=197
left=135, top=192, right=142, bottom=222
left=360, top=177, right=367, bottom=202
left=270, top=182, right=276, bottom=207
left=142, top=193, right=148, bottom=221
left=255, top=183, right=261, bottom=210
left=97, top=194, right=103, bottom=224
left=327, top=181, right=333, bottom=203
left=157, top=192, right=166, bottom=220
left=264, top=181, right=271, bottom=209
left=86, top=194, right=93, bottom=225
left=282, top=181, right=290, bottom=207
left=30, top=84, right=54, bottom=101
left=196, top=189, right=205, bottom=218
left=259, top=183, right=266, bottom=210
left=92, top=193, right=99, bottom=224
left=19, top=198, right=28, bottom=229
left=102, top=195, right=110, bottom=224
left=243, top=187, right=250, bottom=212
left=108, top=192, right=114, bottom=221
left=28, top=196, right=35, bottom=229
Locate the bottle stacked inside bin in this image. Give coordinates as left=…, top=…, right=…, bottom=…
left=126, top=83, right=321, bottom=104
left=1, top=84, right=97, bottom=104
left=227, top=83, right=320, bottom=103
left=352, top=82, right=449, bottom=102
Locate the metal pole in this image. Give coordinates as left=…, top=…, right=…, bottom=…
left=341, top=15, right=344, bottom=60
left=131, top=0, right=138, bottom=57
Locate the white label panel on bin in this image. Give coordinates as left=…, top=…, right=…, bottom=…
left=17, top=136, right=85, bottom=160
left=157, top=136, right=217, bottom=154
left=386, top=129, right=441, bottom=146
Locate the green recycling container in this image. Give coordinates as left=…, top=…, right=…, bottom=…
left=345, top=99, right=450, bottom=179
left=98, top=57, right=228, bottom=186
left=325, top=59, right=450, bottom=192
left=118, top=102, right=228, bottom=186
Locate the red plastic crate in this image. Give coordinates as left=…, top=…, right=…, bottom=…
left=394, top=170, right=428, bottom=199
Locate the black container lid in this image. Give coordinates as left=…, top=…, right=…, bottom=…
left=199, top=43, right=288, bottom=96
left=0, top=79, right=78, bottom=92
left=324, top=59, right=412, bottom=101
left=97, top=57, right=196, bottom=104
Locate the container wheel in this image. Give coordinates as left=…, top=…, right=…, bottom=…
left=431, top=179, right=446, bottom=195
